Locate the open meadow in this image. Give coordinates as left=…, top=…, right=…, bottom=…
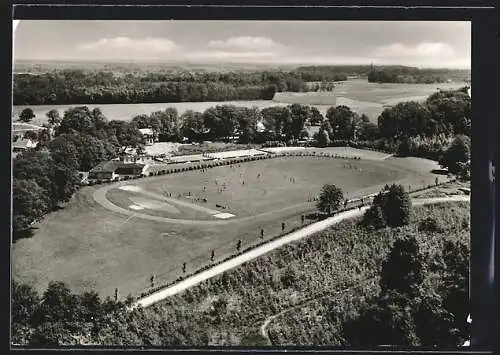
left=12, top=151, right=444, bottom=301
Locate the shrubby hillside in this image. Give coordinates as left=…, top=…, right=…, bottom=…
left=12, top=202, right=469, bottom=347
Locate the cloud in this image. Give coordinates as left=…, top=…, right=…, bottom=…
left=191, top=50, right=279, bottom=62
left=78, top=37, right=179, bottom=53
left=369, top=42, right=470, bottom=68
left=372, top=42, right=456, bottom=59
left=207, top=36, right=283, bottom=52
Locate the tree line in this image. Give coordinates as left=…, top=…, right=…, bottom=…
left=13, top=67, right=348, bottom=106
left=13, top=86, right=471, bottom=240
left=12, top=106, right=143, bottom=240
left=368, top=66, right=470, bottom=84
left=18, top=85, right=472, bottom=176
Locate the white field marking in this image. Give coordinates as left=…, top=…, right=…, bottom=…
left=129, top=196, right=181, bottom=214
left=213, top=213, right=235, bottom=219
left=129, top=204, right=145, bottom=211
left=131, top=195, right=469, bottom=309
left=119, top=185, right=142, bottom=192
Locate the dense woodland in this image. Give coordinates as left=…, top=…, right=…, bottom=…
left=13, top=65, right=469, bottom=105
left=13, top=67, right=346, bottom=105
left=12, top=202, right=470, bottom=346
left=367, top=66, right=470, bottom=84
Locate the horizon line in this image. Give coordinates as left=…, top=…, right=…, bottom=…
left=13, top=58, right=471, bottom=71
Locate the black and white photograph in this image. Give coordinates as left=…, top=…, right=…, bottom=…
left=11, top=19, right=472, bottom=348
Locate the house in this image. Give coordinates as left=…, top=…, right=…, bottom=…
left=256, top=121, right=267, bottom=133
left=88, top=161, right=122, bottom=181
left=88, top=161, right=147, bottom=181
left=12, top=138, right=38, bottom=152
left=118, top=153, right=155, bottom=165
left=139, top=128, right=158, bottom=146
left=115, top=163, right=147, bottom=178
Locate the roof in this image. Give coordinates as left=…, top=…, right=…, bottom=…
left=139, top=128, right=154, bottom=136
left=12, top=138, right=38, bottom=150
left=256, top=121, right=266, bottom=133
left=12, top=122, right=44, bottom=131
left=90, top=160, right=145, bottom=173
left=90, top=161, right=122, bottom=173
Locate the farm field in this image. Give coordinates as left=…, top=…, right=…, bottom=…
left=12, top=152, right=443, bottom=301
left=12, top=79, right=467, bottom=125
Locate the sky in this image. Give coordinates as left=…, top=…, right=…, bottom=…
left=13, top=20, right=471, bottom=68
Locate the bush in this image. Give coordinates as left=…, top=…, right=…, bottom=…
left=362, top=205, right=387, bottom=229
left=418, top=216, right=444, bottom=233
left=362, top=184, right=412, bottom=229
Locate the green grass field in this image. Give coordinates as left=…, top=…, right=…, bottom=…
left=109, top=157, right=409, bottom=220
left=12, top=153, right=443, bottom=300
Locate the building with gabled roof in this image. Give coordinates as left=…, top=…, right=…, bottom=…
left=88, top=160, right=147, bottom=181
left=139, top=128, right=158, bottom=146
left=12, top=138, right=38, bottom=152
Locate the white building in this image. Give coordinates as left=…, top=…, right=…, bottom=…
left=139, top=128, right=157, bottom=146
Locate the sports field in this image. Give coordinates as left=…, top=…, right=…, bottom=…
left=12, top=151, right=444, bottom=299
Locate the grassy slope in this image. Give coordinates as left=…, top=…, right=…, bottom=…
left=140, top=201, right=469, bottom=346
left=266, top=203, right=470, bottom=346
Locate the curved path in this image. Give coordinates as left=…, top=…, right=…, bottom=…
left=132, top=195, right=469, bottom=309
left=259, top=277, right=379, bottom=342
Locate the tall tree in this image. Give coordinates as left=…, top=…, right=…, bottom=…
left=383, top=184, right=412, bottom=227
left=11, top=281, right=41, bottom=344
left=316, top=129, right=331, bottom=147
left=317, top=184, right=344, bottom=215
left=380, top=236, right=426, bottom=296
left=439, top=135, right=471, bottom=175
left=181, top=110, right=205, bottom=142
left=12, top=179, right=51, bottom=235
left=19, top=108, right=35, bottom=123
left=46, top=109, right=61, bottom=127
left=326, top=105, right=358, bottom=140
left=288, top=104, right=311, bottom=139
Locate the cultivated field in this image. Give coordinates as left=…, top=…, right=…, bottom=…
left=12, top=151, right=444, bottom=300
left=12, top=79, right=467, bottom=125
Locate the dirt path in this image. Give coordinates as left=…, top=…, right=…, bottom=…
left=132, top=195, right=469, bottom=309
left=259, top=277, right=379, bottom=342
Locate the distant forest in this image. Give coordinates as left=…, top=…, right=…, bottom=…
left=367, top=66, right=470, bottom=84
left=12, top=64, right=469, bottom=106
left=12, top=68, right=346, bottom=106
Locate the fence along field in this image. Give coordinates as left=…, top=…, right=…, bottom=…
left=12, top=149, right=445, bottom=300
